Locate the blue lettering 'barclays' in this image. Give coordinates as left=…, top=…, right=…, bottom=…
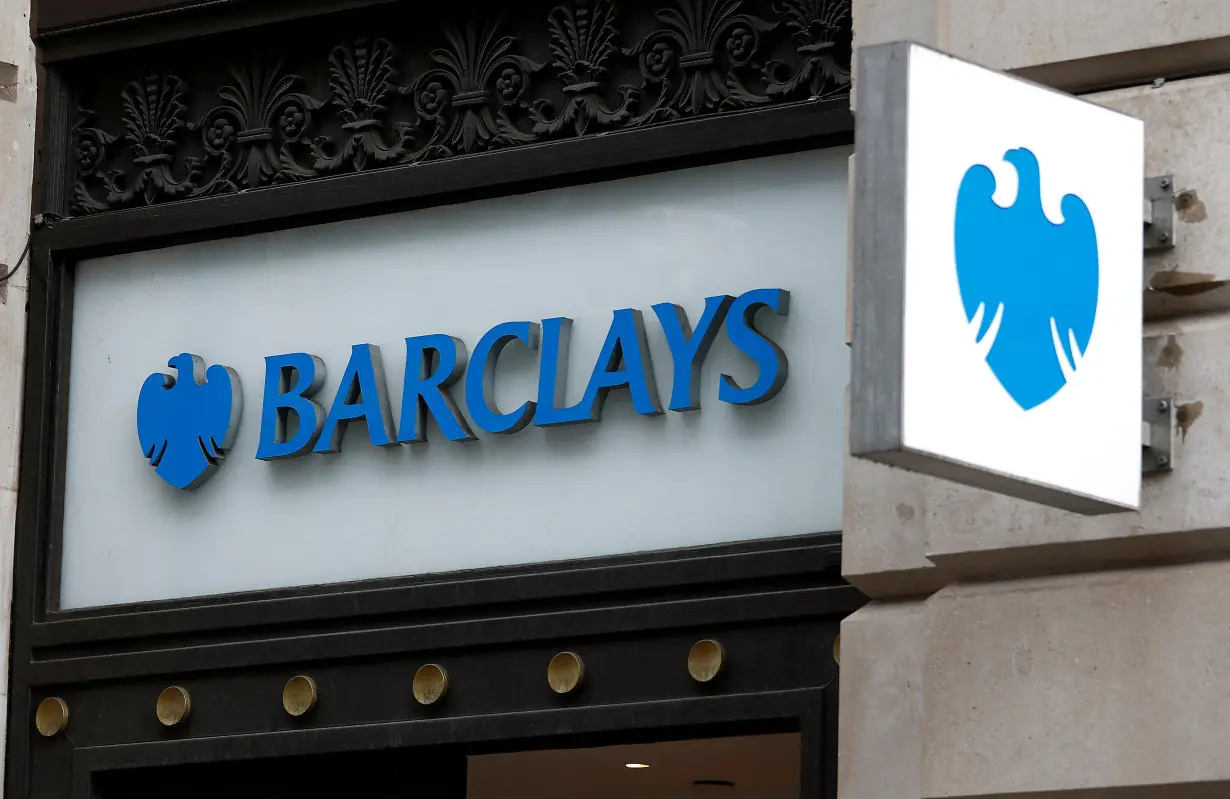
left=954, top=147, right=1100, bottom=411
left=137, top=288, right=790, bottom=490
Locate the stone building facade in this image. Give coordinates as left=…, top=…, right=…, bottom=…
left=841, top=2, right=1230, bottom=797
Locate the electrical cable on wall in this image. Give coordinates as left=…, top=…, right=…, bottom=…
left=0, top=212, right=64, bottom=285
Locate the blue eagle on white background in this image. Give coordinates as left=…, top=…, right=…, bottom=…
left=954, top=146, right=1100, bottom=411
left=137, top=353, right=242, bottom=490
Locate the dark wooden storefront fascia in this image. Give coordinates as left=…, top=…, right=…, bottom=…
left=14, top=1, right=860, bottom=797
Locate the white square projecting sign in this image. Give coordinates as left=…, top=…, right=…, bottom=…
left=850, top=42, right=1144, bottom=514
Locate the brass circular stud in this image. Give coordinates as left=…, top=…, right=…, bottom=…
left=547, top=651, right=585, bottom=695
left=283, top=675, right=318, bottom=717
left=688, top=639, right=726, bottom=683
left=156, top=686, right=191, bottom=727
left=34, top=697, right=69, bottom=738
left=412, top=664, right=449, bottom=706
left=833, top=633, right=841, bottom=666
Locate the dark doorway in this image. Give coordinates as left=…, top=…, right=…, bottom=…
left=89, top=733, right=800, bottom=799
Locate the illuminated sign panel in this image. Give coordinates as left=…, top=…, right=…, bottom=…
left=61, top=147, right=850, bottom=609
left=851, top=43, right=1143, bottom=514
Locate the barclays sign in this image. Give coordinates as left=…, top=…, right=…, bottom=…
left=138, top=289, right=789, bottom=490
left=62, top=148, right=848, bottom=609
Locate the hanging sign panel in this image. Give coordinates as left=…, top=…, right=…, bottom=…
left=850, top=42, right=1144, bottom=515
left=60, top=147, right=851, bottom=609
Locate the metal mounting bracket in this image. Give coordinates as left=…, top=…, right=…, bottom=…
left=1144, top=175, right=1176, bottom=252
left=1142, top=397, right=1175, bottom=473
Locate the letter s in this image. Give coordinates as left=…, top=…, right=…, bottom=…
left=719, top=288, right=790, bottom=406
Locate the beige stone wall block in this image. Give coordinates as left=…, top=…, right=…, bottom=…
left=850, top=0, right=943, bottom=112
left=854, top=0, right=1230, bottom=95
left=0, top=282, right=26, bottom=491
left=1087, top=74, right=1230, bottom=321
left=0, top=0, right=32, bottom=63
left=852, top=0, right=944, bottom=51
left=0, top=0, right=34, bottom=293
left=838, top=600, right=926, bottom=799
left=842, top=455, right=947, bottom=598
left=949, top=0, right=1230, bottom=88
left=841, top=342, right=946, bottom=597
left=922, top=563, right=1230, bottom=798
left=0, top=3, right=33, bottom=490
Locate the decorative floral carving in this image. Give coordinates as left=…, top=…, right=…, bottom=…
left=72, top=110, right=118, bottom=213
left=531, top=0, right=638, bottom=137
left=97, top=73, right=201, bottom=208
left=403, top=20, right=542, bottom=154
left=629, top=0, right=774, bottom=119
left=190, top=58, right=323, bottom=195
left=311, top=38, right=410, bottom=173
left=763, top=0, right=850, bottom=98
left=69, top=0, right=851, bottom=215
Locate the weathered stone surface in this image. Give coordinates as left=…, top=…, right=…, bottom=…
left=1091, top=74, right=1230, bottom=321
left=838, top=600, right=926, bottom=799
left=853, top=0, right=1230, bottom=93
left=923, top=564, right=1230, bottom=798
left=0, top=1, right=33, bottom=294
left=950, top=0, right=1230, bottom=90
left=0, top=283, right=27, bottom=493
left=852, top=0, right=944, bottom=52
left=842, top=454, right=947, bottom=598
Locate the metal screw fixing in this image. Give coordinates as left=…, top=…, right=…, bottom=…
left=1157, top=400, right=1169, bottom=413
left=1156, top=455, right=1169, bottom=467
left=1160, top=178, right=1171, bottom=190
left=1158, top=232, right=1170, bottom=244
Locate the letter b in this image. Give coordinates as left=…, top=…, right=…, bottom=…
left=256, top=352, right=328, bottom=460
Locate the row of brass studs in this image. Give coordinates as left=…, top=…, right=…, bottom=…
left=36, top=637, right=816, bottom=737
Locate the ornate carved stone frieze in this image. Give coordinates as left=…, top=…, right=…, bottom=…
left=67, top=0, right=851, bottom=215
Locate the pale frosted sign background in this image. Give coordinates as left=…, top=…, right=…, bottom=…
left=60, top=147, right=851, bottom=609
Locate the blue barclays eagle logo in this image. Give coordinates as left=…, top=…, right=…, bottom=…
left=954, top=147, right=1100, bottom=410
left=137, top=353, right=242, bottom=490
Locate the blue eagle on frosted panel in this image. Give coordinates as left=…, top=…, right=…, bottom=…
left=954, top=147, right=1100, bottom=411
left=137, top=353, right=242, bottom=490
